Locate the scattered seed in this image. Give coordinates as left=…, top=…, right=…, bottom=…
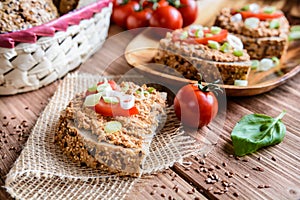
left=2, top=154, right=7, bottom=159
left=3, top=122, right=9, bottom=127
left=242, top=158, right=249, bottom=162
left=175, top=188, right=179, bottom=193
left=195, top=168, right=200, bottom=174
left=3, top=116, right=7, bottom=119
left=235, top=156, right=240, bottom=160
left=192, top=188, right=195, bottom=192
left=150, top=191, right=156, bottom=195
left=207, top=186, right=214, bottom=191
left=168, top=196, right=172, bottom=200
left=253, top=166, right=264, bottom=172
left=258, top=156, right=262, bottom=161
left=194, top=156, right=199, bottom=161
left=161, top=185, right=166, bottom=189
left=208, top=165, right=215, bottom=171
left=233, top=192, right=239, bottom=197
left=11, top=116, right=16, bottom=120
left=184, top=167, right=190, bottom=171
left=161, top=193, right=166, bottom=197
left=222, top=162, right=227, bottom=167
left=215, top=165, right=221, bottom=169
left=229, top=154, right=234, bottom=158
left=194, top=197, right=200, bottom=200
left=244, top=174, right=250, bottom=178
left=182, top=161, right=192, bottom=166
left=264, top=185, right=271, bottom=188
left=25, top=107, right=29, bottom=110
left=205, top=178, right=212, bottom=184
left=203, top=168, right=208, bottom=173
left=258, top=185, right=265, bottom=188
left=203, top=153, right=207, bottom=158
left=153, top=184, right=158, bottom=187
left=199, top=159, right=206, bottom=165
left=187, top=190, right=194, bottom=194
left=271, top=157, right=276, bottom=161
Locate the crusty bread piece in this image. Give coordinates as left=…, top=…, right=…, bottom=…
left=0, top=0, right=58, bottom=33
left=55, top=82, right=167, bottom=177
left=153, top=32, right=251, bottom=85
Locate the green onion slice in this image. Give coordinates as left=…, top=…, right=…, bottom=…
left=271, top=57, right=280, bottom=66
left=208, top=40, right=220, bottom=50
left=220, top=42, right=231, bottom=53
left=269, top=19, right=280, bottom=29
left=244, top=17, right=260, bottom=29
left=251, top=60, right=260, bottom=70
left=84, top=93, right=102, bottom=107
left=263, top=6, right=276, bottom=14
left=234, top=80, right=248, bottom=86
left=104, top=121, right=122, bottom=134
left=233, top=50, right=243, bottom=57
left=210, top=26, right=221, bottom=35
left=103, top=96, right=119, bottom=104
left=88, top=84, right=97, bottom=92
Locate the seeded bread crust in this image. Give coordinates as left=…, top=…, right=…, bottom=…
left=0, top=0, right=58, bottom=33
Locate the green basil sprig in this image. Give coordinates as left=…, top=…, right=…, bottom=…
left=231, top=111, right=286, bottom=156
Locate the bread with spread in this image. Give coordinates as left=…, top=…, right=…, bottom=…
left=214, top=4, right=290, bottom=59
left=55, top=80, right=167, bottom=176
left=153, top=25, right=252, bottom=85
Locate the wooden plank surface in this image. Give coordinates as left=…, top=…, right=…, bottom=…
left=1, top=0, right=300, bottom=199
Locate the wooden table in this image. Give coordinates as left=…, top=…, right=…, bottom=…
left=1, top=0, right=300, bottom=199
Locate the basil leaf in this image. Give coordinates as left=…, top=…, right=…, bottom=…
left=231, top=111, right=286, bottom=156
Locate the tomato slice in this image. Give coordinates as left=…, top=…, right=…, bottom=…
left=94, top=99, right=139, bottom=117
left=173, top=29, right=228, bottom=45
left=239, top=11, right=283, bottom=20
left=85, top=80, right=118, bottom=96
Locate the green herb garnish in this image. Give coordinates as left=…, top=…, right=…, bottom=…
left=269, top=19, right=280, bottom=29
left=233, top=50, right=243, bottom=57
left=251, top=60, right=260, bottom=70
left=263, top=6, right=276, bottom=14
left=220, top=42, right=231, bottom=53
left=208, top=40, right=220, bottom=50
left=231, top=111, right=286, bottom=156
left=205, top=33, right=213, bottom=38
left=210, top=26, right=221, bottom=34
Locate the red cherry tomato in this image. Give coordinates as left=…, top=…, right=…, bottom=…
left=149, top=6, right=183, bottom=30
left=174, top=84, right=218, bottom=128
left=94, top=99, right=139, bottom=117
left=239, top=11, right=283, bottom=20
left=112, top=1, right=140, bottom=28
left=126, top=9, right=152, bottom=29
left=142, top=0, right=169, bottom=9
left=177, top=0, right=198, bottom=27
left=173, top=29, right=228, bottom=45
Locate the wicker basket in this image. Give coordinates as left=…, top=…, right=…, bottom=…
left=0, top=0, right=112, bottom=95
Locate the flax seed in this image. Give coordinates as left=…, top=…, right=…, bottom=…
left=222, top=162, right=227, bottom=167
left=3, top=116, right=7, bottom=119
left=200, top=159, right=205, bottom=165
left=258, top=156, right=262, bottom=161
left=150, top=191, right=156, bottom=195
left=168, top=196, right=172, bottom=200
left=153, top=184, right=158, bottom=187
left=161, top=193, right=166, bottom=197
left=271, top=156, right=276, bottom=161
left=233, top=192, right=239, bottom=197
left=25, top=106, right=29, bottom=110
left=215, top=165, right=221, bottom=169
left=187, top=190, right=194, bottom=194
left=207, top=186, right=214, bottom=191
left=195, top=168, right=200, bottom=173
left=229, top=154, right=234, bottom=158
left=264, top=185, right=271, bottom=188
left=11, top=116, right=16, bottom=120
left=203, top=153, right=207, bottom=158
left=258, top=185, right=265, bottom=188
left=161, top=185, right=166, bottom=189
left=242, top=158, right=249, bottom=162
left=244, top=174, right=250, bottom=178
left=195, top=197, right=200, bottom=200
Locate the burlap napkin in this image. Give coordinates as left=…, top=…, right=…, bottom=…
left=5, top=73, right=217, bottom=200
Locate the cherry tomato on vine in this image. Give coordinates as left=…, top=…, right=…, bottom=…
left=142, top=0, right=169, bottom=9
left=174, top=83, right=218, bottom=128
left=177, top=0, right=198, bottom=27
left=111, top=1, right=140, bottom=28
left=126, top=9, right=152, bottom=29
left=149, top=6, right=183, bottom=30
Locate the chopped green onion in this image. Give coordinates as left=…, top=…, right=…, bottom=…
left=104, top=121, right=122, bottom=134
left=147, top=87, right=156, bottom=93
left=271, top=57, right=280, bottom=66
left=103, top=96, right=119, bottom=104
left=241, top=4, right=250, bottom=11
left=234, top=80, right=248, bottom=86
left=208, top=40, right=220, bottom=50
left=88, top=84, right=97, bottom=92
left=195, top=29, right=204, bottom=38
left=251, top=60, right=260, bottom=70
left=288, top=31, right=300, bottom=41
left=97, top=83, right=112, bottom=93
left=210, top=26, right=221, bottom=34
left=205, top=33, right=213, bottom=38
left=220, top=42, right=231, bottom=53
left=83, top=93, right=102, bottom=107
left=258, top=58, right=274, bottom=71
left=291, top=25, right=300, bottom=32
left=269, top=19, right=280, bottom=29
left=263, top=6, right=276, bottom=14
left=180, top=31, right=188, bottom=40
left=233, top=50, right=243, bottom=57
left=244, top=17, right=260, bottom=29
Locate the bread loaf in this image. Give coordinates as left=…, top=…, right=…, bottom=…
left=0, top=0, right=59, bottom=33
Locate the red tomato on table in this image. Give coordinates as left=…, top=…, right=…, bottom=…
left=126, top=9, right=152, bottom=29
left=177, top=0, right=198, bottom=27
left=174, top=83, right=218, bottom=128
left=149, top=6, right=183, bottom=30
left=112, top=1, right=140, bottom=28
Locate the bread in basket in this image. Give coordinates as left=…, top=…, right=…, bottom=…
left=0, top=0, right=112, bottom=95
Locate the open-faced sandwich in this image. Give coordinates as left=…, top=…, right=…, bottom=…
left=55, top=79, right=167, bottom=177
left=153, top=25, right=252, bottom=86
left=214, top=3, right=290, bottom=60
